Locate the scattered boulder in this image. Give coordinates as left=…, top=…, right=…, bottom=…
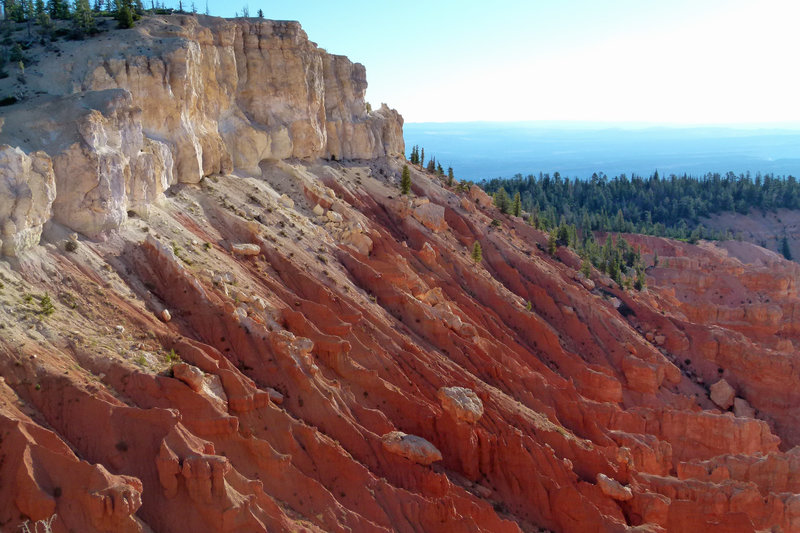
left=710, top=379, right=736, bottom=410
left=381, top=431, right=442, bottom=465
left=279, top=194, right=294, bottom=208
left=438, top=386, right=484, bottom=423
left=312, top=204, right=325, bottom=216
left=342, top=231, right=373, bottom=256
left=160, top=309, right=171, bottom=322
left=419, top=241, right=437, bottom=264
left=597, top=473, right=633, bottom=501
left=231, top=243, right=260, bottom=256
left=172, top=363, right=204, bottom=392
left=734, top=397, right=756, bottom=418
left=577, top=274, right=595, bottom=291
left=265, top=387, right=284, bottom=404
left=326, top=210, right=343, bottom=223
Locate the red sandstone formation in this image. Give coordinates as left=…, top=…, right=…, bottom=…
left=1, top=14, right=800, bottom=533
left=2, top=155, right=799, bottom=532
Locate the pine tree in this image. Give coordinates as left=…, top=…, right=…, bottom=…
left=781, top=235, right=792, bottom=260
left=72, top=0, right=95, bottom=37
left=548, top=230, right=558, bottom=256
left=409, top=145, right=418, bottom=165
left=257, top=7, right=263, bottom=17
left=436, top=161, right=444, bottom=176
left=426, top=158, right=436, bottom=173
left=447, top=167, right=454, bottom=187
left=653, top=250, right=659, bottom=267
left=580, top=258, right=592, bottom=277
left=8, top=0, right=24, bottom=22
left=633, top=265, right=646, bottom=290
left=512, top=192, right=521, bottom=217
left=25, top=0, right=36, bottom=37
left=117, top=0, right=133, bottom=27
left=493, top=187, right=509, bottom=214
left=400, top=165, right=411, bottom=195
left=420, top=148, right=424, bottom=167
left=471, top=241, right=482, bottom=263
left=47, top=0, right=68, bottom=19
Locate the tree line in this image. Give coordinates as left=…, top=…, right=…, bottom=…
left=481, top=170, right=800, bottom=242
left=408, top=145, right=454, bottom=186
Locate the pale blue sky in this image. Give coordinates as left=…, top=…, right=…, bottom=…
left=204, top=0, right=800, bottom=124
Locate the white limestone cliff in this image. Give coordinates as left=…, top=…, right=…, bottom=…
left=0, top=15, right=404, bottom=251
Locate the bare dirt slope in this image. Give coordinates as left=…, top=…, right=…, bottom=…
left=703, top=208, right=800, bottom=261
left=2, top=156, right=800, bottom=532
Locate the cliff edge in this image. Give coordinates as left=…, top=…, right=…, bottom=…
left=0, top=15, right=403, bottom=245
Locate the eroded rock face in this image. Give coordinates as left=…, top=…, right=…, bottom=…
left=0, top=15, right=402, bottom=248
left=3, top=13, right=800, bottom=533
left=74, top=17, right=403, bottom=181
left=0, top=146, right=55, bottom=256
left=0, top=90, right=174, bottom=239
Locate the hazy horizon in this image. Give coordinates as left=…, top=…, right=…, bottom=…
left=404, top=122, right=800, bottom=182
left=407, top=120, right=800, bottom=131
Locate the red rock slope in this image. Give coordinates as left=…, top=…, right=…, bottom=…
left=1, top=156, right=799, bottom=533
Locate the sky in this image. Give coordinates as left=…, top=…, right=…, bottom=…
left=205, top=0, right=800, bottom=125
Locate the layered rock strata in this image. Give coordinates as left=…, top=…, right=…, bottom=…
left=0, top=13, right=799, bottom=533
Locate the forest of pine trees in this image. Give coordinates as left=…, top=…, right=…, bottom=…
left=0, top=0, right=258, bottom=43
left=0, top=0, right=262, bottom=82
left=481, top=171, right=800, bottom=242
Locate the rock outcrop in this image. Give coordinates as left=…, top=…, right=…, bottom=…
left=0, top=15, right=402, bottom=242
left=0, top=145, right=55, bottom=256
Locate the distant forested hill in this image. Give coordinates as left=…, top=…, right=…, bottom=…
left=480, top=171, right=800, bottom=247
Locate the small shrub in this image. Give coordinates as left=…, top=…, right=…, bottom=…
left=65, top=239, right=78, bottom=252
left=165, top=348, right=180, bottom=364
left=40, top=294, right=55, bottom=315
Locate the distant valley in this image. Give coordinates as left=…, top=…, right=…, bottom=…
left=404, top=121, right=800, bottom=181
